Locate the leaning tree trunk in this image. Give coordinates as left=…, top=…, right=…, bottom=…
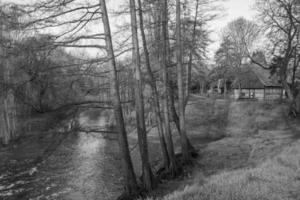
left=129, top=0, right=156, bottom=191
left=175, top=0, right=191, bottom=163
left=160, top=0, right=180, bottom=177
left=99, top=0, right=138, bottom=196
left=137, top=0, right=169, bottom=170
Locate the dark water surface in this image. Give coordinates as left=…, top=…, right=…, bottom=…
left=0, top=112, right=123, bottom=200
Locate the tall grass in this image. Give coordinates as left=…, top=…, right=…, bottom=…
left=147, top=139, right=300, bottom=200
left=145, top=101, right=299, bottom=200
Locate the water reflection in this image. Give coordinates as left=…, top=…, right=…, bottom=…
left=0, top=109, right=123, bottom=200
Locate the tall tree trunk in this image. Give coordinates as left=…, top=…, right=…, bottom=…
left=201, top=80, right=205, bottom=94
left=0, top=45, right=17, bottom=145
left=160, top=0, right=179, bottom=176
left=224, top=79, right=227, bottom=97
left=137, top=0, right=169, bottom=170
left=168, top=86, right=195, bottom=152
left=185, top=0, right=199, bottom=106
left=175, top=0, right=191, bottom=163
left=129, top=0, right=156, bottom=191
left=167, top=5, right=195, bottom=154
left=99, top=0, right=138, bottom=195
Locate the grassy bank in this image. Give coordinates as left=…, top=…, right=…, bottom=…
left=143, top=97, right=300, bottom=200
left=149, top=138, right=300, bottom=200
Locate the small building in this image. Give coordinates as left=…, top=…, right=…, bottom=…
left=232, top=65, right=284, bottom=100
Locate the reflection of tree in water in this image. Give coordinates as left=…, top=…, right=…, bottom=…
left=66, top=132, right=123, bottom=200
left=0, top=109, right=124, bottom=200
left=58, top=110, right=123, bottom=200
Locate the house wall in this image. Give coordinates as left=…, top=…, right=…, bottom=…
left=241, top=89, right=250, bottom=98
left=264, top=88, right=283, bottom=100
left=234, top=89, right=240, bottom=99
left=254, top=89, right=264, bottom=100
left=234, top=89, right=252, bottom=99
left=234, top=88, right=282, bottom=100
left=234, top=89, right=260, bottom=99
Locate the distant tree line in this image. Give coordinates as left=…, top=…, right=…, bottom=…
left=212, top=0, right=300, bottom=114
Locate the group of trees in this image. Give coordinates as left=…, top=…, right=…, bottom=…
left=256, top=0, right=300, bottom=114
left=1, top=0, right=298, bottom=198
left=2, top=0, right=299, bottom=197
left=0, top=0, right=219, bottom=197
left=213, top=0, right=300, bottom=113
left=212, top=17, right=261, bottom=93
left=107, top=0, right=216, bottom=195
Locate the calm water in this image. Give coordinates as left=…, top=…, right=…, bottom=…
left=0, top=110, right=123, bottom=200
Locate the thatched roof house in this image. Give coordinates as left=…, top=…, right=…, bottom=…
left=232, top=64, right=283, bottom=100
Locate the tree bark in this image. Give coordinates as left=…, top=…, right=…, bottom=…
left=201, top=81, right=205, bottom=94
left=175, top=0, right=191, bottom=163
left=129, top=0, right=156, bottom=191
left=185, top=0, right=200, bottom=105
left=137, top=0, right=169, bottom=170
left=160, top=0, right=179, bottom=176
left=0, top=45, right=17, bottom=145
left=99, top=0, right=138, bottom=195
left=224, top=79, right=227, bottom=97
left=168, top=86, right=195, bottom=152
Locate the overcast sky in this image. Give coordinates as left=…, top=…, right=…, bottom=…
left=208, top=0, right=256, bottom=61
left=3, top=0, right=256, bottom=61
left=107, top=0, right=256, bottom=61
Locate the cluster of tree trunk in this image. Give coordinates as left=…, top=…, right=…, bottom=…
left=99, top=0, right=201, bottom=196
left=0, top=18, right=17, bottom=145
left=255, top=0, right=300, bottom=116
left=0, top=0, right=214, bottom=197
left=0, top=65, right=17, bottom=144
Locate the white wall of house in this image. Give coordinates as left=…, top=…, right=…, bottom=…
left=234, top=89, right=264, bottom=99
left=234, top=88, right=282, bottom=100
left=254, top=89, right=264, bottom=100
left=265, top=88, right=283, bottom=100
left=234, top=89, right=240, bottom=99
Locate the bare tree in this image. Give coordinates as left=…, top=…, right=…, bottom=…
left=137, top=0, right=170, bottom=170
left=256, top=0, right=300, bottom=114
left=222, top=17, right=261, bottom=68
left=160, top=0, right=180, bottom=176
left=99, top=0, right=138, bottom=196
left=0, top=5, right=22, bottom=144
left=129, top=0, right=156, bottom=191
left=175, top=0, right=191, bottom=163
left=185, top=0, right=200, bottom=103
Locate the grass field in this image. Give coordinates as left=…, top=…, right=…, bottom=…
left=143, top=96, right=300, bottom=200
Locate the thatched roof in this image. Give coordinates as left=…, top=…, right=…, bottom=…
left=232, top=64, right=281, bottom=89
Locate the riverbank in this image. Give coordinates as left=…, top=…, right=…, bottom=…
left=1, top=96, right=298, bottom=200
left=145, top=96, right=300, bottom=200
